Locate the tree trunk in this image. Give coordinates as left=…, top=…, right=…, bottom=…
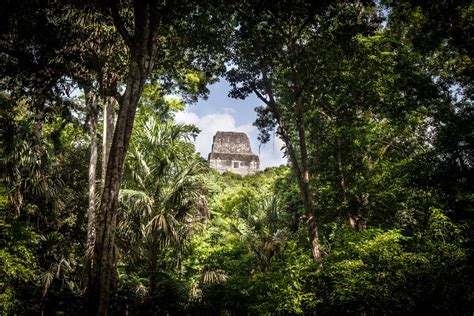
left=288, top=39, right=322, bottom=261
left=86, top=1, right=161, bottom=312
left=102, top=97, right=115, bottom=184
left=83, top=89, right=98, bottom=291
left=87, top=58, right=149, bottom=315
left=334, top=135, right=357, bottom=228
left=277, top=119, right=321, bottom=261
left=294, top=101, right=321, bottom=262
left=283, top=131, right=321, bottom=262
left=254, top=70, right=321, bottom=262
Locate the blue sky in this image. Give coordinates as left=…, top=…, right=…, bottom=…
left=175, top=78, right=287, bottom=169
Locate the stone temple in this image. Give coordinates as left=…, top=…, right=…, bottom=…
left=208, top=131, right=259, bottom=175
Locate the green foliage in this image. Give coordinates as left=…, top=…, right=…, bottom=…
left=0, top=211, right=39, bottom=314
left=321, top=229, right=423, bottom=313
left=316, top=209, right=471, bottom=315
left=0, top=1, right=472, bottom=314
left=249, top=242, right=319, bottom=315
left=187, top=164, right=472, bottom=315
left=115, top=100, right=209, bottom=312
left=1, top=83, right=87, bottom=314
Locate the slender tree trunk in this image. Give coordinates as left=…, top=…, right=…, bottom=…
left=334, top=135, right=357, bottom=228
left=102, top=97, right=115, bottom=184
left=83, top=89, right=98, bottom=291
left=254, top=70, right=321, bottom=262
left=294, top=100, right=321, bottom=262
left=99, top=96, right=116, bottom=296
left=287, top=38, right=322, bottom=261
left=335, top=136, right=347, bottom=204
left=285, top=130, right=321, bottom=262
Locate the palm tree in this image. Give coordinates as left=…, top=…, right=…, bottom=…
left=117, top=110, right=208, bottom=297
left=235, top=193, right=288, bottom=272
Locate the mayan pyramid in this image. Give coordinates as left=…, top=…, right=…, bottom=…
left=208, top=131, right=259, bottom=175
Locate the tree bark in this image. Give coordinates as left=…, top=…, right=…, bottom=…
left=102, top=96, right=115, bottom=183
left=254, top=70, right=321, bottom=262
left=294, top=99, right=321, bottom=262
left=281, top=115, right=321, bottom=261
left=288, top=37, right=322, bottom=261
left=88, top=60, right=148, bottom=315
left=83, top=89, right=98, bottom=291
left=334, top=135, right=356, bottom=228
left=87, top=0, right=160, bottom=313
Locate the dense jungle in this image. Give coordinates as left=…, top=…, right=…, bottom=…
left=1, top=0, right=473, bottom=315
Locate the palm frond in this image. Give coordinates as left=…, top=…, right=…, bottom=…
left=200, top=269, right=228, bottom=285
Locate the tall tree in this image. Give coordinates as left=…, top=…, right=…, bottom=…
left=55, top=5, right=127, bottom=291
left=87, top=1, right=227, bottom=313
left=87, top=2, right=168, bottom=311
left=227, top=0, right=379, bottom=259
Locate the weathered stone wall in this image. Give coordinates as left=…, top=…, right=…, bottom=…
left=208, top=131, right=259, bottom=175
left=211, top=131, right=252, bottom=154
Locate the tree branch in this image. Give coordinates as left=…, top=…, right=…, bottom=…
left=109, top=0, right=132, bottom=48
left=251, top=84, right=270, bottom=105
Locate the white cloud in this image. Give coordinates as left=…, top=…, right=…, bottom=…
left=222, top=107, right=236, bottom=114
left=175, top=110, right=286, bottom=169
